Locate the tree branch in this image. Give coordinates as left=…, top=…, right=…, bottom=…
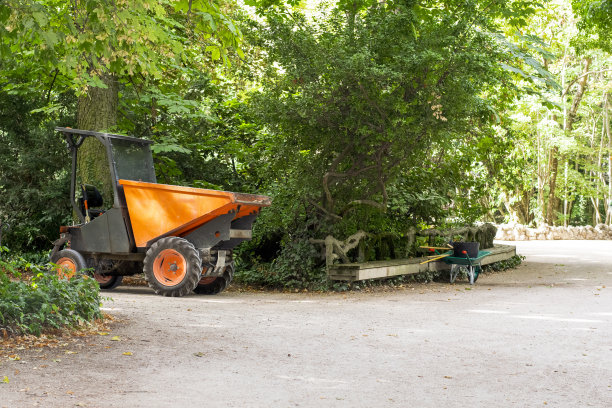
left=307, top=198, right=342, bottom=220
left=46, top=69, right=59, bottom=104
left=562, top=69, right=612, bottom=97
left=342, top=199, right=386, bottom=211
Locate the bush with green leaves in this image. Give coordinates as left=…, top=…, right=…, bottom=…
left=236, top=239, right=325, bottom=289
left=0, top=251, right=102, bottom=336
left=482, top=255, right=525, bottom=273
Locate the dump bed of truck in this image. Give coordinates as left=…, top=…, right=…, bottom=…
left=119, top=180, right=271, bottom=248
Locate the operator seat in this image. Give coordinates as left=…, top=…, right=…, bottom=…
left=78, top=184, right=105, bottom=220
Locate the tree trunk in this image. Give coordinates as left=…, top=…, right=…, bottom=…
left=605, top=92, right=612, bottom=225
left=546, top=147, right=559, bottom=224
left=76, top=73, right=119, bottom=209
left=547, top=58, right=592, bottom=225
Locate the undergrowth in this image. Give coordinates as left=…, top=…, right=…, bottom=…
left=0, top=247, right=102, bottom=336
left=481, top=254, right=525, bottom=272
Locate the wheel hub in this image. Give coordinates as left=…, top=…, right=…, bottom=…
left=153, top=249, right=187, bottom=287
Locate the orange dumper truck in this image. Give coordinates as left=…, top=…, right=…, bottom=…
left=50, top=127, right=270, bottom=297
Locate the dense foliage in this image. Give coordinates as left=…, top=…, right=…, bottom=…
left=0, top=71, right=74, bottom=249
left=0, top=0, right=610, bottom=288
left=234, top=0, right=557, bottom=285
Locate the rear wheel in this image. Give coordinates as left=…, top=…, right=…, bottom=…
left=143, top=237, right=201, bottom=297
left=51, top=249, right=87, bottom=279
left=94, top=274, right=123, bottom=290
left=194, top=263, right=234, bottom=295
left=88, top=259, right=125, bottom=290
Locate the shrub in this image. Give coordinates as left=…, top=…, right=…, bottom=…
left=482, top=255, right=525, bottom=272
left=236, top=240, right=326, bottom=289
left=0, top=250, right=102, bottom=336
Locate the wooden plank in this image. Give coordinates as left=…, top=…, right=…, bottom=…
left=357, top=262, right=426, bottom=280
left=480, top=245, right=516, bottom=266
left=327, top=244, right=517, bottom=281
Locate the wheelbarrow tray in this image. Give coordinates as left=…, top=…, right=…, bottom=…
left=443, top=250, right=491, bottom=266
left=120, top=180, right=271, bottom=248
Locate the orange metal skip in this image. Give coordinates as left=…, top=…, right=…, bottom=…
left=119, top=180, right=271, bottom=248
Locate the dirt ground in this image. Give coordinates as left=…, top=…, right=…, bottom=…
left=1, top=240, right=611, bottom=408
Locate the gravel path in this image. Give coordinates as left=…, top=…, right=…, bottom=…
left=1, top=240, right=611, bottom=407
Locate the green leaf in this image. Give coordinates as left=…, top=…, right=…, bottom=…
left=500, top=63, right=528, bottom=78
left=32, top=11, right=48, bottom=27
left=236, top=47, right=245, bottom=59
left=206, top=45, right=221, bottom=60
left=41, top=31, right=59, bottom=46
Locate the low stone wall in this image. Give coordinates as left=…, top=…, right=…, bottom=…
left=495, top=223, right=612, bottom=241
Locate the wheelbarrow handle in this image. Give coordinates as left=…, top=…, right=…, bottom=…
left=462, top=250, right=474, bottom=266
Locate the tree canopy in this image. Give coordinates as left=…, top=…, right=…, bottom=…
left=0, top=0, right=610, bottom=288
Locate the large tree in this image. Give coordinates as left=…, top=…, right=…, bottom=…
left=250, top=0, right=549, bottom=224
left=1, top=0, right=242, bottom=201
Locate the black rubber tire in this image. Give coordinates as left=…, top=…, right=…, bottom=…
left=143, top=237, right=201, bottom=297
left=194, top=263, right=234, bottom=295
left=88, top=259, right=125, bottom=290
left=50, top=248, right=87, bottom=278
left=95, top=274, right=123, bottom=290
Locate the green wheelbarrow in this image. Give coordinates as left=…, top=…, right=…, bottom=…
left=444, top=250, right=491, bottom=285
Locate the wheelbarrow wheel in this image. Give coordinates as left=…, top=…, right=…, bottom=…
left=51, top=248, right=87, bottom=279
left=194, top=263, right=234, bottom=295
left=473, top=266, right=481, bottom=283
left=143, top=237, right=201, bottom=297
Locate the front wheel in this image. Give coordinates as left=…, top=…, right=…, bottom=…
left=51, top=249, right=87, bottom=279
left=143, top=237, right=201, bottom=297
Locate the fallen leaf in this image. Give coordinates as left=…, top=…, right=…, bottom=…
left=98, top=332, right=109, bottom=336
left=66, top=390, right=74, bottom=395
left=2, top=376, right=8, bottom=384
left=193, top=352, right=205, bottom=357
left=444, top=376, right=453, bottom=379
left=65, top=351, right=77, bottom=354
left=8, top=355, right=20, bottom=361
left=122, top=352, right=133, bottom=356
left=110, top=336, right=121, bottom=341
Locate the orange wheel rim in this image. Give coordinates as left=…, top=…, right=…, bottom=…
left=199, top=277, right=216, bottom=285
left=199, top=266, right=215, bottom=285
left=153, top=249, right=187, bottom=287
left=95, top=274, right=113, bottom=284
left=56, top=257, right=77, bottom=279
